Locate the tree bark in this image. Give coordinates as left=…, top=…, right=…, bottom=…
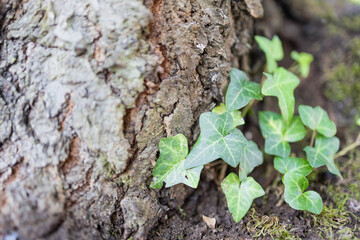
left=0, top=0, right=261, bottom=239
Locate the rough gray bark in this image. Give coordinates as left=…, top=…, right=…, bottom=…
left=0, top=0, right=261, bottom=239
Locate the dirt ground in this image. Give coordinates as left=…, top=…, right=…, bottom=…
left=148, top=1, right=360, bottom=239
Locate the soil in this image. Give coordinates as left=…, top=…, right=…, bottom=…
left=149, top=1, right=360, bottom=239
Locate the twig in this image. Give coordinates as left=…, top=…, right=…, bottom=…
left=310, top=130, right=317, bottom=147
left=335, top=132, right=360, bottom=159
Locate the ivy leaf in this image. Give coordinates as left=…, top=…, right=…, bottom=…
left=262, top=68, right=300, bottom=124
left=357, top=118, right=360, bottom=126
left=304, top=135, right=342, bottom=179
left=299, top=105, right=337, bottom=137
left=274, top=156, right=313, bottom=176
left=212, top=103, right=244, bottom=129
left=255, top=35, right=284, bottom=73
left=221, top=173, right=265, bottom=222
left=200, top=108, right=261, bottom=179
left=283, top=172, right=323, bottom=214
left=151, top=134, right=203, bottom=189
left=259, top=111, right=306, bottom=158
left=239, top=141, right=263, bottom=181
left=225, top=68, right=262, bottom=111
left=291, top=51, right=314, bottom=78
left=184, top=112, right=248, bottom=168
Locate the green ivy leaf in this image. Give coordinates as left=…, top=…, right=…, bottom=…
left=299, top=105, right=337, bottom=137
left=262, top=68, right=300, bottom=124
left=357, top=118, right=360, bottom=126
left=259, top=111, right=306, bottom=158
left=239, top=141, right=263, bottom=181
left=274, top=156, right=313, bottom=176
left=184, top=112, right=248, bottom=168
left=221, top=173, right=265, bottom=222
left=212, top=103, right=244, bottom=129
left=304, top=135, right=342, bottom=179
left=255, top=35, right=284, bottom=73
left=151, top=134, right=203, bottom=189
left=283, top=172, right=323, bottom=214
left=225, top=68, right=262, bottom=111
left=291, top=51, right=314, bottom=78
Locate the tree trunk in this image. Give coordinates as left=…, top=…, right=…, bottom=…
left=0, top=0, right=261, bottom=239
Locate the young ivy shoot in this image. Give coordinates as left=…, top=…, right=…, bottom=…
left=150, top=35, right=358, bottom=223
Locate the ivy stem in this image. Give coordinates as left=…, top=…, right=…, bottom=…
left=241, top=74, right=267, bottom=118
left=287, top=62, right=298, bottom=74
left=334, top=132, right=360, bottom=159
left=242, top=99, right=256, bottom=118
left=310, top=130, right=317, bottom=147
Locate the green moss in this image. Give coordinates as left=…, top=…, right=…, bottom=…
left=327, top=185, right=350, bottom=211
left=349, top=183, right=360, bottom=200
left=297, top=0, right=337, bottom=21
left=309, top=204, right=351, bottom=239
left=341, top=15, right=360, bottom=32
left=325, top=38, right=360, bottom=118
left=119, top=174, right=131, bottom=185
left=337, top=226, right=360, bottom=240
left=314, top=150, right=360, bottom=239
left=330, top=15, right=360, bottom=36
left=325, top=149, right=360, bottom=209
left=246, top=208, right=297, bottom=239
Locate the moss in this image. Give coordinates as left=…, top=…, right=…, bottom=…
left=246, top=208, right=297, bottom=239
left=327, top=185, right=350, bottom=211
left=325, top=38, right=360, bottom=119
left=325, top=149, right=360, bottom=208
left=329, top=15, right=360, bottom=36
left=315, top=150, right=360, bottom=239
left=341, top=15, right=360, bottom=32
left=349, top=183, right=360, bottom=200
left=119, top=174, right=131, bottom=185
left=308, top=204, right=351, bottom=239
left=292, top=0, right=337, bottom=21
left=337, top=226, right=360, bottom=240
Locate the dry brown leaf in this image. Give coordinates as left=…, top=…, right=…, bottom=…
left=202, top=215, right=216, bottom=229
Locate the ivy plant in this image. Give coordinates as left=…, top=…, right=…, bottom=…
left=150, top=35, right=359, bottom=223
left=151, top=67, right=264, bottom=223
left=262, top=68, right=300, bottom=124
left=304, top=135, right=341, bottom=178
left=184, top=112, right=248, bottom=168
left=283, top=172, right=323, bottom=214
left=221, top=174, right=264, bottom=222
left=274, top=156, right=313, bottom=177
left=225, top=68, right=262, bottom=111
left=259, top=111, right=306, bottom=158
left=299, top=105, right=336, bottom=137
left=255, top=35, right=283, bottom=73
left=150, top=134, right=203, bottom=189
left=291, top=51, right=314, bottom=78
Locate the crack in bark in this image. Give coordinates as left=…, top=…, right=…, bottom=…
left=121, top=0, right=167, bottom=176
